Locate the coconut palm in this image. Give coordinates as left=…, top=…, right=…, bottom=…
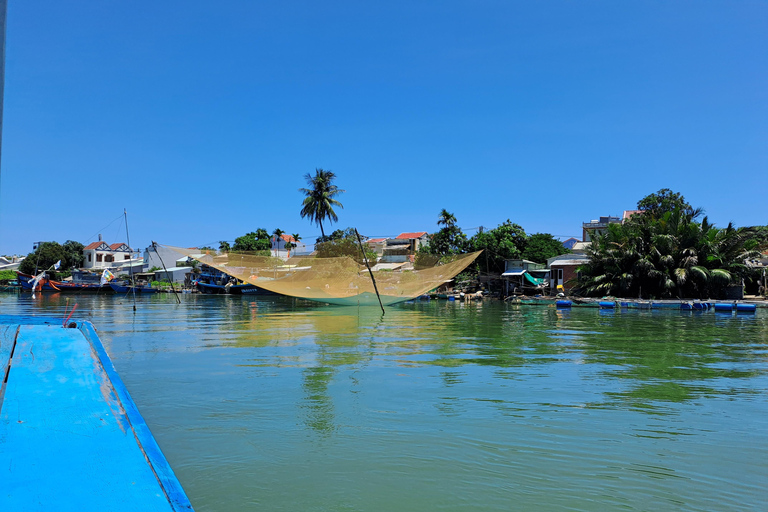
left=299, top=169, right=345, bottom=239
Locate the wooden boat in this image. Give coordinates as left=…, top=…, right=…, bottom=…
left=195, top=280, right=265, bottom=295
left=109, top=282, right=159, bottom=294
left=17, top=272, right=112, bottom=293
left=0, top=316, right=194, bottom=510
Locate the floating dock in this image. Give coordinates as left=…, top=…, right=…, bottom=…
left=0, top=317, right=194, bottom=511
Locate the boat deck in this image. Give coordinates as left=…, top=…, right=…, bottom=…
left=0, top=318, right=193, bottom=511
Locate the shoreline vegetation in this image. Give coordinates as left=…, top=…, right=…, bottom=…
left=6, top=184, right=768, bottom=303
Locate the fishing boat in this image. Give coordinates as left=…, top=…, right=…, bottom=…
left=195, top=280, right=264, bottom=295
left=109, top=282, right=159, bottom=294
left=17, top=272, right=112, bottom=293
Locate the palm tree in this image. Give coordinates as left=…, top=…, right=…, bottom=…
left=437, top=209, right=457, bottom=229
left=285, top=233, right=301, bottom=257
left=273, top=228, right=285, bottom=256
left=299, top=169, right=345, bottom=238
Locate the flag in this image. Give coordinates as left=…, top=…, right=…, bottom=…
left=100, top=269, right=115, bottom=285
left=54, top=260, right=61, bottom=270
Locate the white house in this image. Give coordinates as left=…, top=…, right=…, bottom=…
left=271, top=234, right=307, bottom=258
left=83, top=240, right=135, bottom=270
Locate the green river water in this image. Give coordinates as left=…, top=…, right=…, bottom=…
left=2, top=293, right=766, bottom=511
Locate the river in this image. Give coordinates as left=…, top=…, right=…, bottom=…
left=1, top=293, right=766, bottom=511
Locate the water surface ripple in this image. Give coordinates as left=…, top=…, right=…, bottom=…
left=2, top=294, right=766, bottom=511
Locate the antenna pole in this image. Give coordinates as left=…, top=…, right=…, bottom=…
left=355, top=228, right=384, bottom=315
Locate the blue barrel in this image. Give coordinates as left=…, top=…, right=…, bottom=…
left=680, top=302, right=693, bottom=310
left=692, top=302, right=711, bottom=310
left=736, top=304, right=756, bottom=313
left=555, top=300, right=572, bottom=308
left=620, top=302, right=630, bottom=308
left=714, top=303, right=734, bottom=312
left=599, top=301, right=615, bottom=309
left=448, top=296, right=455, bottom=301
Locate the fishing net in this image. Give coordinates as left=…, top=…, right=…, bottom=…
left=162, top=244, right=481, bottom=306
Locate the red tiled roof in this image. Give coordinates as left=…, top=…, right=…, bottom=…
left=367, top=238, right=386, bottom=243
left=109, top=243, right=130, bottom=251
left=396, top=232, right=428, bottom=240
left=84, top=242, right=102, bottom=250
left=279, top=234, right=296, bottom=243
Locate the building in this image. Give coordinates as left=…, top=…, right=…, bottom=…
left=366, top=238, right=387, bottom=258
left=83, top=238, right=137, bottom=270
left=547, top=253, right=590, bottom=293
left=271, top=234, right=307, bottom=258
left=582, top=216, right=621, bottom=242
left=562, top=237, right=580, bottom=250
left=381, top=232, right=428, bottom=263
left=144, top=244, right=186, bottom=272
left=501, top=259, right=549, bottom=295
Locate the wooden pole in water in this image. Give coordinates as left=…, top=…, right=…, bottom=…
left=124, top=209, right=137, bottom=312
left=355, top=228, right=385, bottom=315
left=152, top=241, right=181, bottom=304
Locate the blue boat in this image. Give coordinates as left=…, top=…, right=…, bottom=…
left=109, top=282, right=159, bottom=294
left=0, top=317, right=194, bottom=510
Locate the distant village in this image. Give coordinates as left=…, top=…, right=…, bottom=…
left=0, top=211, right=679, bottom=295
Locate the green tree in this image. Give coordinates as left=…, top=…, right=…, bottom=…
left=299, top=168, right=345, bottom=239
left=420, top=209, right=469, bottom=257
left=315, top=229, right=376, bottom=263
left=233, top=230, right=272, bottom=252
left=61, top=240, right=85, bottom=269
left=218, top=241, right=231, bottom=253
left=272, top=228, right=285, bottom=254
left=522, top=233, right=568, bottom=263
left=637, top=188, right=699, bottom=219
left=577, top=194, right=760, bottom=299
left=18, top=242, right=67, bottom=275
left=467, top=221, right=527, bottom=274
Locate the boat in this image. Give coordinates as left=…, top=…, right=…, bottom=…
left=109, top=282, right=159, bottom=294
left=195, top=280, right=265, bottom=295
left=17, top=272, right=112, bottom=293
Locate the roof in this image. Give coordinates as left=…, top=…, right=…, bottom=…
left=109, top=243, right=131, bottom=251
left=550, top=259, right=590, bottom=267
left=367, top=238, right=386, bottom=243
left=396, top=232, right=428, bottom=240
left=84, top=242, right=103, bottom=250
left=502, top=269, right=526, bottom=276
left=279, top=234, right=296, bottom=243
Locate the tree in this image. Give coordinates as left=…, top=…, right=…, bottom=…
left=299, top=168, right=345, bottom=238
left=272, top=228, right=285, bottom=255
left=233, top=230, right=272, bottom=252
left=576, top=193, right=760, bottom=299
left=285, top=233, right=301, bottom=256
left=522, top=233, right=568, bottom=263
left=61, top=240, right=85, bottom=269
left=467, top=221, right=527, bottom=274
left=219, top=241, right=231, bottom=253
left=18, top=242, right=67, bottom=275
left=315, top=229, right=376, bottom=263
left=637, top=188, right=698, bottom=219
left=437, top=209, right=457, bottom=229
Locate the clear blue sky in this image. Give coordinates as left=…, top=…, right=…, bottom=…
left=1, top=1, right=766, bottom=255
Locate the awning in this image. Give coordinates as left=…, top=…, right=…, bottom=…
left=524, top=273, right=546, bottom=286
left=502, top=269, right=525, bottom=276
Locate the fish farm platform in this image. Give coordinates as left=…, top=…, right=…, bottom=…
left=0, top=317, right=193, bottom=511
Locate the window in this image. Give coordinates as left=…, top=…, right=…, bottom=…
left=124, top=255, right=130, bottom=260
left=96, top=254, right=103, bottom=262
left=105, top=255, right=114, bottom=263
left=88, top=254, right=92, bottom=262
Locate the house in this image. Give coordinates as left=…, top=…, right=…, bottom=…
left=547, top=253, right=590, bottom=293
left=501, top=259, right=549, bottom=295
left=562, top=237, right=580, bottom=250
left=83, top=237, right=136, bottom=270
left=582, top=216, right=621, bottom=242
left=381, top=232, right=428, bottom=263
left=144, top=244, right=187, bottom=272
left=271, top=234, right=307, bottom=257
left=366, top=238, right=387, bottom=257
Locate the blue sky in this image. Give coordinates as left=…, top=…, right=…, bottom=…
left=0, top=1, right=766, bottom=255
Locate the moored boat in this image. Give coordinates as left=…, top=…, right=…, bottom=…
left=17, top=272, right=112, bottom=293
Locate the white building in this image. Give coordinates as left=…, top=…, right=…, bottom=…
left=271, top=234, right=307, bottom=258
left=83, top=240, right=136, bottom=270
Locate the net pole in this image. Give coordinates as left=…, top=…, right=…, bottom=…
left=355, top=228, right=385, bottom=315
left=152, top=241, right=181, bottom=304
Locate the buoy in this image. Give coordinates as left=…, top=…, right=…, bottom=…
left=599, top=301, right=615, bottom=309
left=556, top=300, right=572, bottom=308
left=736, top=304, right=756, bottom=313
left=714, top=303, right=734, bottom=312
